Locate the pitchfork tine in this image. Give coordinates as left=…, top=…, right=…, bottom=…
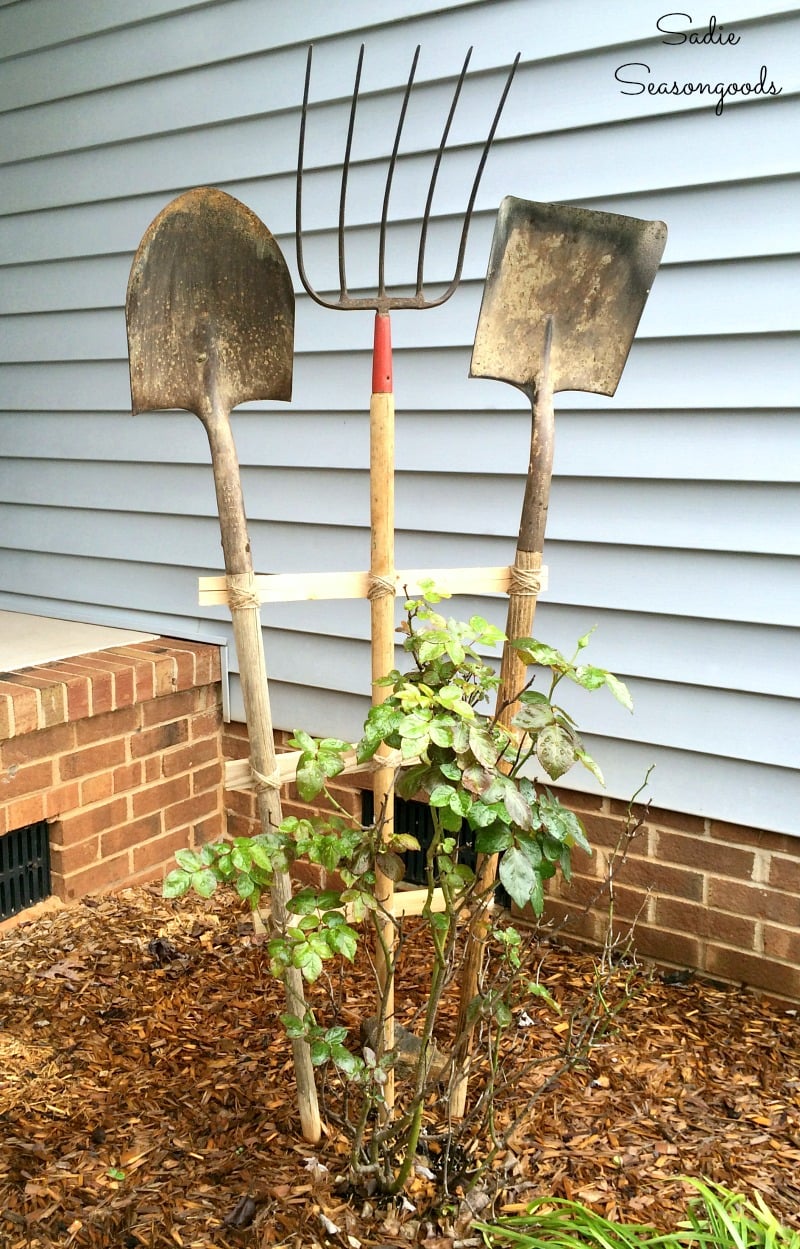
left=295, top=46, right=316, bottom=306
left=378, top=46, right=420, bottom=301
left=425, top=51, right=521, bottom=308
left=416, top=47, right=472, bottom=298
left=338, top=45, right=365, bottom=303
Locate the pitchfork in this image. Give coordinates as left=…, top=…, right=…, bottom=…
left=296, top=43, right=519, bottom=1109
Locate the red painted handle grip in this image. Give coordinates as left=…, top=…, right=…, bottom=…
left=372, top=312, right=393, bottom=394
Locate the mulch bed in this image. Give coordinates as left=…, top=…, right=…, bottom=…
left=1, top=885, right=799, bottom=1248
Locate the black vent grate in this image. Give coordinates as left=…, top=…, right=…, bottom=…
left=361, top=792, right=477, bottom=886
left=0, top=820, right=51, bottom=920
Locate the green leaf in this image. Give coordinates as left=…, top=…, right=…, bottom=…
left=439, top=805, right=463, bottom=832
left=475, top=825, right=514, bottom=855
left=469, top=723, right=500, bottom=768
left=331, top=1043, right=363, bottom=1077
left=174, top=848, right=202, bottom=873
left=293, top=945, right=324, bottom=982
left=528, top=982, right=561, bottom=1012
left=528, top=872, right=545, bottom=917
left=493, top=999, right=514, bottom=1029
left=449, top=789, right=472, bottom=819
left=318, top=751, right=345, bottom=779
left=192, top=868, right=219, bottom=898
left=516, top=834, right=543, bottom=868
left=250, top=842, right=275, bottom=872
left=399, top=711, right=432, bottom=740
left=467, top=800, right=501, bottom=829
left=296, top=756, right=327, bottom=802
left=231, top=844, right=252, bottom=873
left=605, top=671, right=634, bottom=711
left=429, top=783, right=456, bottom=808
left=327, top=925, right=358, bottom=962
left=163, top=868, right=191, bottom=899
left=573, top=664, right=608, bottom=691
left=355, top=732, right=381, bottom=764
left=310, top=1039, right=330, bottom=1066
left=107, top=1167, right=126, bottom=1182
left=319, top=738, right=350, bottom=752
left=235, top=873, right=256, bottom=900
left=498, top=847, right=536, bottom=910
left=575, top=747, right=605, bottom=786
left=512, top=694, right=555, bottom=733
left=290, top=729, right=317, bottom=754
left=281, top=1014, right=308, bottom=1039
left=512, top=639, right=568, bottom=671
left=429, top=718, right=455, bottom=748
left=288, top=887, right=321, bottom=916
left=501, top=782, right=535, bottom=831
left=536, top=723, right=577, bottom=780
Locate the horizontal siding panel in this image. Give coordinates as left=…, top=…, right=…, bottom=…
left=5, top=486, right=795, bottom=628
left=0, top=0, right=213, bottom=59
left=4, top=178, right=799, bottom=276
left=4, top=256, right=799, bottom=357
left=3, top=410, right=800, bottom=485
left=3, top=83, right=798, bottom=218
left=4, top=464, right=799, bottom=556
left=2, top=336, right=798, bottom=411
left=543, top=739, right=800, bottom=838
left=0, top=0, right=478, bottom=110
left=8, top=18, right=797, bottom=169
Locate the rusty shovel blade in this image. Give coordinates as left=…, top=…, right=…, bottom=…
left=126, top=186, right=294, bottom=419
left=470, top=195, right=667, bottom=399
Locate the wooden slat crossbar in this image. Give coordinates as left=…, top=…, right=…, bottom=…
left=198, top=565, right=547, bottom=606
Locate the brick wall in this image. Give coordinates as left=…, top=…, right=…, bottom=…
left=222, top=724, right=800, bottom=1001
left=0, top=639, right=224, bottom=909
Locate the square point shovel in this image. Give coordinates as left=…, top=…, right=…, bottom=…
left=126, top=186, right=320, bottom=1143
left=450, top=195, right=667, bottom=1117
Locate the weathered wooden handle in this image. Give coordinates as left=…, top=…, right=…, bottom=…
left=450, top=325, right=556, bottom=1119
left=205, top=412, right=321, bottom=1144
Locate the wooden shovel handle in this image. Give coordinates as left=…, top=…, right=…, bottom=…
left=205, top=411, right=321, bottom=1144
left=450, top=327, right=556, bottom=1119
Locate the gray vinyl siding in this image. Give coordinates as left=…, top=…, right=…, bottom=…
left=1, top=0, right=798, bottom=833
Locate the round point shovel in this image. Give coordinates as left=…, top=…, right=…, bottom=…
left=450, top=195, right=667, bottom=1117
left=126, top=186, right=321, bottom=1143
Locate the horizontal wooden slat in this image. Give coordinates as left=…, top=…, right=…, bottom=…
left=198, top=566, right=533, bottom=605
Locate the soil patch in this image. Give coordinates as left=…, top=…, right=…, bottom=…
left=1, top=885, right=799, bottom=1247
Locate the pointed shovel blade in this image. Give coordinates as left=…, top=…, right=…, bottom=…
left=470, top=196, right=667, bottom=398
left=126, top=187, right=294, bottom=418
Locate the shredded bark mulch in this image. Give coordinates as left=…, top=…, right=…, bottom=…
left=1, top=885, right=799, bottom=1248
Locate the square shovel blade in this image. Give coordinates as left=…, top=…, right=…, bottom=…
left=470, top=196, right=667, bottom=398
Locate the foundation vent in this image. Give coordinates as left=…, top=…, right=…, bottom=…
left=0, top=820, right=51, bottom=920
